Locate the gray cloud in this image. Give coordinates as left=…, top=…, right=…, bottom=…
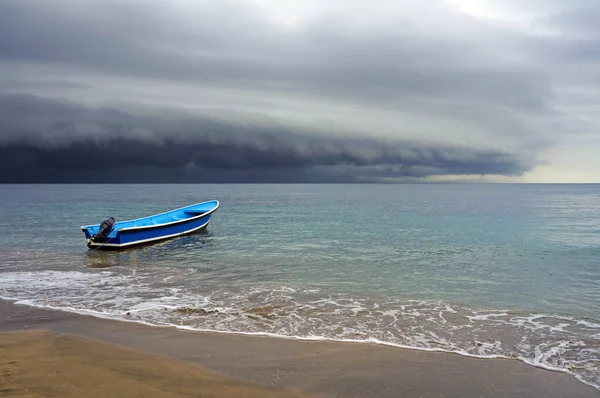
left=0, top=94, right=533, bottom=183
left=537, top=4, right=600, bottom=36
left=0, top=0, right=599, bottom=182
left=0, top=0, right=555, bottom=110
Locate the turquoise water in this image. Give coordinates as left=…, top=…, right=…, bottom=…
left=1, top=184, right=599, bottom=389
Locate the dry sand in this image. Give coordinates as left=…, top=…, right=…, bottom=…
left=1, top=300, right=598, bottom=398
left=0, top=329, right=304, bottom=398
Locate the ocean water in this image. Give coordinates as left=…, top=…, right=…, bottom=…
left=0, top=184, right=599, bottom=390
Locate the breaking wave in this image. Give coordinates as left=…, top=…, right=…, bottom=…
left=0, top=269, right=598, bottom=391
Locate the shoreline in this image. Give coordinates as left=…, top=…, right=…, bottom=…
left=2, top=298, right=593, bottom=387
left=1, top=299, right=598, bottom=397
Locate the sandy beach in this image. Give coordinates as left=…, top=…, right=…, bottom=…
left=1, top=300, right=597, bottom=398
left=0, top=329, right=305, bottom=398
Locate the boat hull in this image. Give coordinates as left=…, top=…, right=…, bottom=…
left=81, top=200, right=219, bottom=250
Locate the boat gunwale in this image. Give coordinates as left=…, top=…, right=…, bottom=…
left=80, top=200, right=219, bottom=233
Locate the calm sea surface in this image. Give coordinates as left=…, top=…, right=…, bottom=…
left=1, top=184, right=599, bottom=389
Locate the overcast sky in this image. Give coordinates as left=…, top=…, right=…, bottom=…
left=1, top=0, right=598, bottom=182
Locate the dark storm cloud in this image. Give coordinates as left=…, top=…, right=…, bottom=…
left=1, top=0, right=598, bottom=182
left=0, top=94, right=532, bottom=183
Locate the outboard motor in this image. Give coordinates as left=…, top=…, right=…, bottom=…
left=87, top=217, right=115, bottom=246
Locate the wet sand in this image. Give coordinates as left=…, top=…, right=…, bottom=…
left=1, top=300, right=598, bottom=398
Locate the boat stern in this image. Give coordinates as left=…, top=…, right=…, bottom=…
left=81, top=222, right=119, bottom=248
left=81, top=226, right=93, bottom=239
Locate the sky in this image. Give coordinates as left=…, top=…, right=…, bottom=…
left=0, top=0, right=599, bottom=183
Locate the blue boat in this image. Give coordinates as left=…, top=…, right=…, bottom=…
left=81, top=200, right=219, bottom=249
